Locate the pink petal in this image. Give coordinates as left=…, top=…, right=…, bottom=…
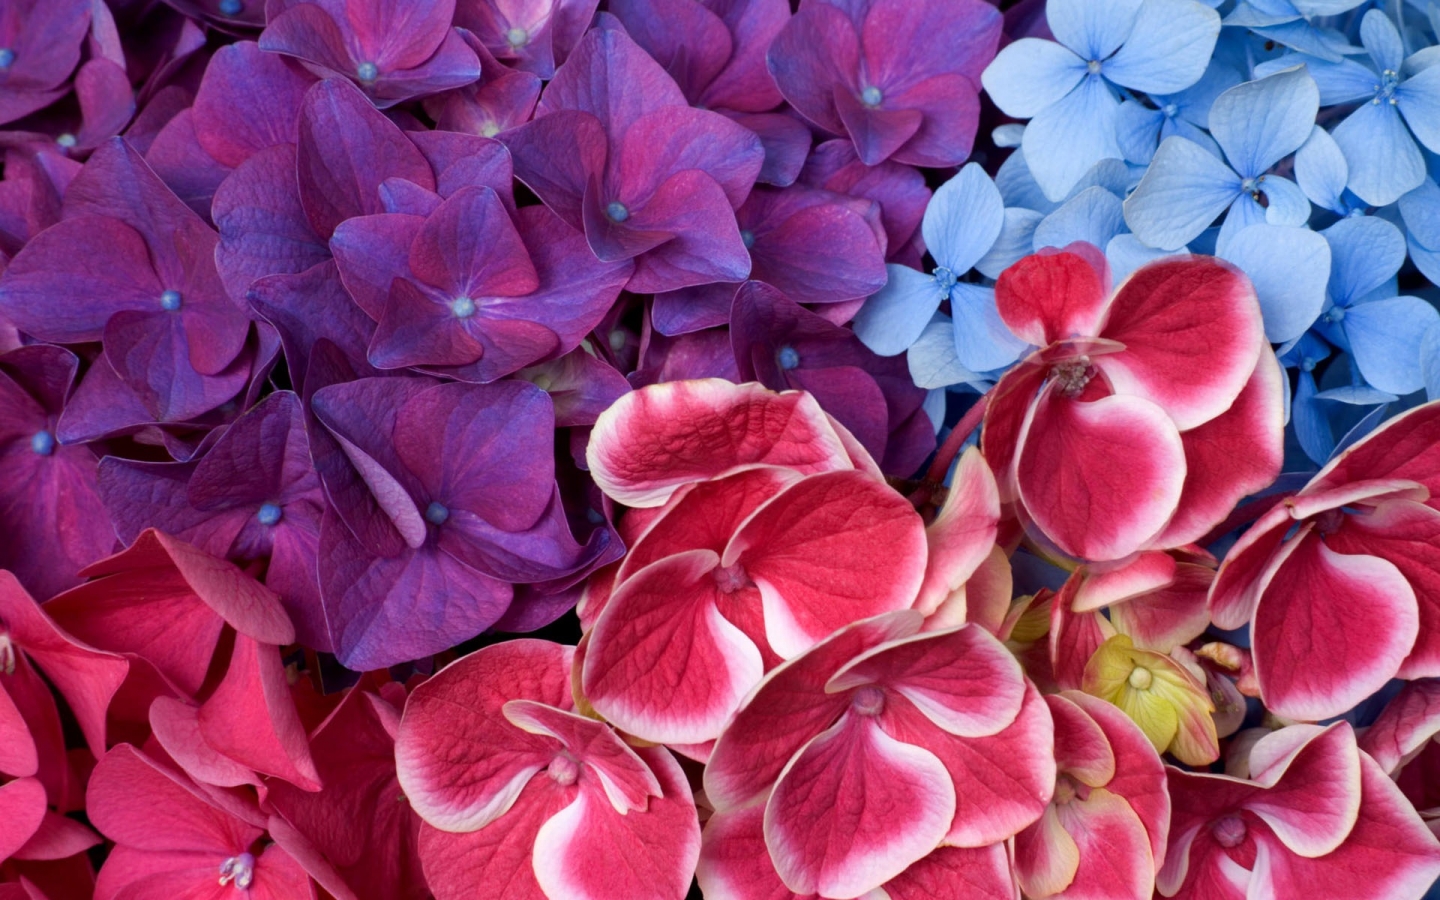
left=196, top=635, right=321, bottom=792
left=582, top=550, right=765, bottom=745
left=500, top=700, right=661, bottom=813
left=1252, top=753, right=1440, bottom=899
left=1016, top=385, right=1186, bottom=562
left=694, top=800, right=795, bottom=900
left=0, top=778, right=46, bottom=863
left=1072, top=553, right=1178, bottom=613
left=881, top=681, right=1056, bottom=848
left=1306, top=397, right=1440, bottom=499
left=763, top=712, right=955, bottom=898
left=1206, top=503, right=1294, bottom=631
left=1095, top=257, right=1262, bottom=430
left=1065, top=693, right=1170, bottom=866
left=915, top=448, right=1000, bottom=616
left=532, top=746, right=700, bottom=900
left=1322, top=499, right=1440, bottom=678
left=1147, top=352, right=1285, bottom=549
left=0, top=683, right=36, bottom=778
left=1108, top=562, right=1214, bottom=654
left=1045, top=693, right=1117, bottom=788
left=13, top=809, right=101, bottom=861
left=827, top=625, right=1025, bottom=738
left=149, top=697, right=259, bottom=789
left=704, top=611, right=922, bottom=811
left=883, top=843, right=1018, bottom=900
left=1242, top=723, right=1361, bottom=858
left=994, top=244, right=1110, bottom=348
left=395, top=641, right=571, bottom=832
left=1015, top=804, right=1080, bottom=898
left=1050, top=577, right=1117, bottom=692
left=730, top=469, right=927, bottom=658
left=1252, top=531, right=1419, bottom=721
left=1358, top=680, right=1440, bottom=774
left=416, top=777, right=572, bottom=900
left=979, top=361, right=1049, bottom=502
left=86, top=745, right=261, bottom=854
left=586, top=380, right=851, bottom=507
left=1052, top=788, right=1157, bottom=900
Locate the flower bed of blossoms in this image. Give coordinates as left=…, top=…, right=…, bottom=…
left=2, top=0, right=1440, bottom=897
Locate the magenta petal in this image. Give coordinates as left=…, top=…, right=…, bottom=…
left=767, top=4, right=858, bottom=136
left=416, top=780, right=570, bottom=900
left=583, top=550, right=764, bottom=745
left=192, top=42, right=313, bottom=169
left=764, top=711, right=955, bottom=898
left=329, top=212, right=423, bottom=320
left=395, top=641, right=571, bottom=832
left=834, top=87, right=923, bottom=167
left=410, top=186, right=537, bottom=298
left=531, top=746, right=700, bottom=900
left=0, top=778, right=47, bottom=863
left=731, top=469, right=927, bottom=658
left=149, top=697, right=259, bottom=789
left=213, top=144, right=331, bottom=299
left=1016, top=386, right=1186, bottom=562
left=586, top=379, right=851, bottom=508
left=883, top=73, right=983, bottom=168
left=621, top=170, right=754, bottom=294
left=1252, top=530, right=1419, bottom=721
left=704, top=611, right=922, bottom=811
left=501, top=700, right=661, bottom=812
left=371, top=278, right=488, bottom=369
left=503, top=110, right=608, bottom=231
left=1096, top=256, right=1263, bottom=430
left=537, top=23, right=687, bottom=131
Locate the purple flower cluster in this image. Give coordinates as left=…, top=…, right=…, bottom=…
left=0, top=0, right=1002, bottom=670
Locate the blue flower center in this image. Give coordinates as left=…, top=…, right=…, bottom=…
left=56, top=133, right=76, bottom=149
left=1324, top=306, right=1346, bottom=323
left=933, top=266, right=959, bottom=293
left=425, top=502, right=450, bottom=525
left=0, top=48, right=14, bottom=69
left=451, top=296, right=476, bottom=318
left=740, top=229, right=756, bottom=249
left=778, top=346, right=800, bottom=370
left=356, top=61, right=379, bottom=84
left=160, top=289, right=182, bottom=310
left=860, top=86, right=883, bottom=108
left=218, top=0, right=242, bottom=14
left=506, top=27, right=529, bottom=48
left=605, top=201, right=629, bottom=223
left=1161, top=102, right=1179, bottom=118
left=1301, top=357, right=1317, bottom=372
left=1373, top=69, right=1401, bottom=105
left=256, top=503, right=283, bottom=526
left=30, top=431, right=54, bottom=456
left=1087, top=59, right=1102, bottom=75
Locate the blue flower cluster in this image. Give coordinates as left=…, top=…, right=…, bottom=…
left=858, top=0, right=1440, bottom=468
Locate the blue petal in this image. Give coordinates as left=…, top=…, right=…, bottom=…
left=1290, top=0, right=1368, bottom=15
left=1421, top=321, right=1440, bottom=401
left=1345, top=296, right=1440, bottom=394
left=923, top=388, right=946, bottom=432
left=1398, top=178, right=1440, bottom=249
left=1331, top=99, right=1427, bottom=206
left=1115, top=99, right=1164, bottom=164
left=908, top=315, right=982, bottom=390
left=1171, top=59, right=1245, bottom=127
left=1020, top=73, right=1123, bottom=202
left=851, top=265, right=946, bottom=356
left=1247, top=21, right=1358, bottom=63
left=975, top=208, right=1044, bottom=279
left=1208, top=66, right=1319, bottom=178
left=980, top=38, right=1087, bottom=119
left=992, top=124, right=1025, bottom=148
left=1360, top=9, right=1405, bottom=73
left=1261, top=175, right=1310, bottom=226
left=1294, top=125, right=1348, bottom=211
left=1033, top=186, right=1126, bottom=251
left=1409, top=234, right=1440, bottom=285
left=1123, top=135, right=1241, bottom=250
left=1216, top=191, right=1263, bottom=255
left=1105, top=233, right=1189, bottom=282
left=1218, top=223, right=1330, bottom=343
left=1292, top=370, right=1337, bottom=463
left=950, top=283, right=1029, bottom=373
left=1397, top=65, right=1440, bottom=155
left=922, top=163, right=1004, bottom=274
left=1314, top=383, right=1399, bottom=404
left=1322, top=216, right=1407, bottom=306
left=1045, top=0, right=1143, bottom=60
left=994, top=149, right=1056, bottom=213
left=1257, top=54, right=1376, bottom=105
left=1103, top=0, right=1222, bottom=94
left=1225, top=0, right=1299, bottom=27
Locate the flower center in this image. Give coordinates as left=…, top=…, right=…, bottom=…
left=0, top=48, right=14, bottom=69
left=1315, top=507, right=1346, bottom=536
left=56, top=133, right=76, bottom=149
left=852, top=685, right=885, bottom=716
left=1373, top=69, right=1400, bottom=105
left=712, top=563, right=750, bottom=594
left=480, top=121, right=500, bottom=138
left=356, top=61, right=379, bottom=84
left=1162, top=102, right=1179, bottom=117
left=160, top=289, right=182, bottom=310
left=256, top=503, right=283, bottom=526
left=740, top=229, right=756, bottom=249
left=218, top=853, right=256, bottom=890
left=1212, top=815, right=1247, bottom=848
left=0, top=633, right=15, bottom=676
left=1053, top=773, right=1089, bottom=805
left=547, top=751, right=580, bottom=786
left=1050, top=357, right=1095, bottom=397
left=218, top=0, right=242, bottom=14
left=30, top=431, right=54, bottom=456
left=933, top=266, right=958, bottom=293
left=1087, top=59, right=1102, bottom=75
left=860, top=86, right=883, bottom=108
left=606, top=201, right=629, bottom=223
left=451, top=296, right=476, bottom=318
left=424, top=502, right=450, bottom=526
left=1128, top=666, right=1153, bottom=690
left=1323, top=305, right=1346, bottom=323
left=777, top=346, right=800, bottom=370
left=507, top=27, right=529, bottom=48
